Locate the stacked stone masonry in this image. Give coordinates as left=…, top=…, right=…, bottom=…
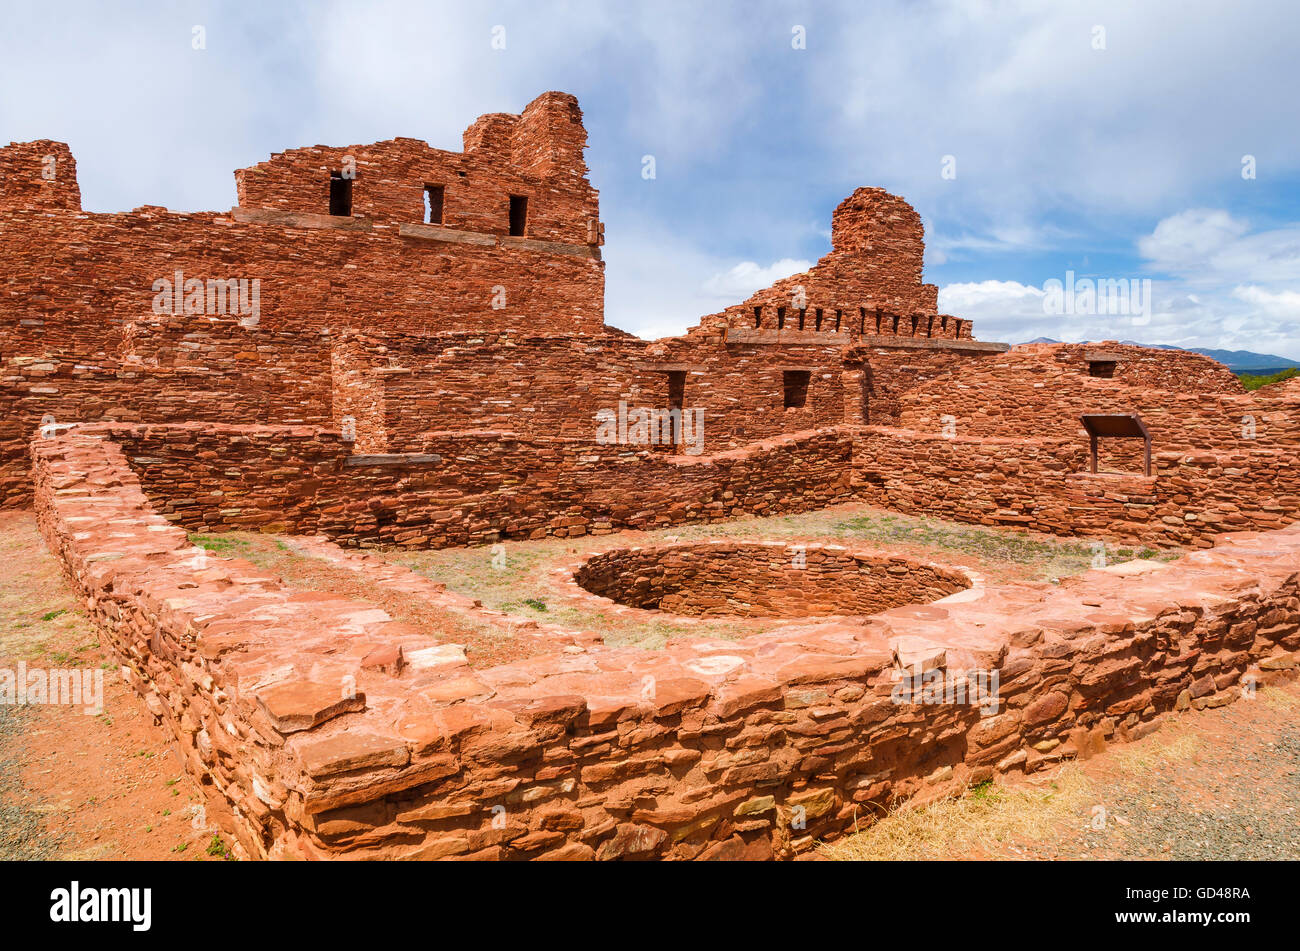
left=8, top=88, right=1300, bottom=861
left=32, top=425, right=1300, bottom=860
left=572, top=542, right=972, bottom=618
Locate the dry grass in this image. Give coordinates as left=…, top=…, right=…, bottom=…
left=1110, top=730, right=1203, bottom=775
left=1257, top=682, right=1300, bottom=714
left=819, top=695, right=1290, bottom=862
left=819, top=768, right=1096, bottom=861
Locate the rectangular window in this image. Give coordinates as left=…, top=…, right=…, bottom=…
left=1088, top=360, right=1117, bottom=378
left=329, top=172, right=352, bottom=217
left=509, top=195, right=528, bottom=236
left=424, top=184, right=444, bottom=225
left=783, top=370, right=810, bottom=409
left=815, top=308, right=824, bottom=331
left=753, top=306, right=762, bottom=329
left=667, top=370, right=686, bottom=410
left=777, top=306, right=786, bottom=330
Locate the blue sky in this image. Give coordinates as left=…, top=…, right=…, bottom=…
left=4, top=1, right=1299, bottom=356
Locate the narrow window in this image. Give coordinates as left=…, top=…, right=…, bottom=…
left=859, top=307, right=867, bottom=334
left=667, top=370, right=686, bottom=410
left=424, top=184, right=444, bottom=225
left=834, top=309, right=842, bottom=332
left=777, top=306, right=786, bottom=330
left=815, top=308, right=824, bottom=331
left=329, top=172, right=352, bottom=217
left=783, top=370, right=810, bottom=409
left=753, top=306, right=762, bottom=329
left=798, top=308, right=807, bottom=330
left=509, top=195, right=528, bottom=236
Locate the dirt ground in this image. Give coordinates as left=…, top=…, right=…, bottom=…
left=0, top=510, right=230, bottom=861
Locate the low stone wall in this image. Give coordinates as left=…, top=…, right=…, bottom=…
left=106, top=422, right=858, bottom=547
left=854, top=427, right=1300, bottom=548
left=573, top=541, right=971, bottom=618
left=32, top=424, right=1300, bottom=860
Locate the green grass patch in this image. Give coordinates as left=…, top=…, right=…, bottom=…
left=1239, top=367, right=1299, bottom=390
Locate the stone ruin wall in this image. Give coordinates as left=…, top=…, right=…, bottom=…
left=897, top=343, right=1253, bottom=443
left=0, top=140, right=80, bottom=210
left=237, top=92, right=596, bottom=244
left=72, top=399, right=1300, bottom=556
left=892, top=343, right=1299, bottom=476
left=31, top=425, right=1300, bottom=860
left=95, top=423, right=858, bottom=548
left=853, top=426, right=1300, bottom=549
left=334, top=330, right=856, bottom=450
left=2, top=318, right=1000, bottom=507
left=0, top=318, right=334, bottom=506
left=12, top=88, right=1300, bottom=860
left=0, top=91, right=606, bottom=361
left=0, top=92, right=1009, bottom=506
left=693, top=187, right=967, bottom=345
left=573, top=542, right=972, bottom=619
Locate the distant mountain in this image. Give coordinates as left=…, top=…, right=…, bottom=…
left=1019, top=337, right=1300, bottom=375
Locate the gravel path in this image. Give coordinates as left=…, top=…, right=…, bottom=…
left=1017, top=684, right=1300, bottom=861
left=0, top=706, right=60, bottom=860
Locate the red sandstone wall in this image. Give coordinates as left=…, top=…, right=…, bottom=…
left=0, top=92, right=605, bottom=355
left=0, top=319, right=334, bottom=505
left=336, top=331, right=858, bottom=449
left=0, top=205, right=605, bottom=351
left=31, top=424, right=1300, bottom=861
left=100, top=423, right=857, bottom=548
left=895, top=343, right=1267, bottom=450
left=52, top=414, right=1300, bottom=555
left=236, top=93, right=597, bottom=245
left=332, top=330, right=1000, bottom=452
left=0, top=139, right=80, bottom=210
left=574, top=542, right=970, bottom=618
left=1, top=318, right=996, bottom=509
left=853, top=426, right=1300, bottom=548
left=692, top=187, right=960, bottom=343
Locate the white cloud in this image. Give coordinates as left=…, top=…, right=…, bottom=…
left=1137, top=209, right=1251, bottom=275
left=938, top=273, right=1300, bottom=361
left=701, top=258, right=812, bottom=298
left=1233, top=285, right=1300, bottom=318
left=810, top=1, right=1300, bottom=234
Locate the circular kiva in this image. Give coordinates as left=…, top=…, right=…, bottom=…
left=572, top=541, right=972, bottom=619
